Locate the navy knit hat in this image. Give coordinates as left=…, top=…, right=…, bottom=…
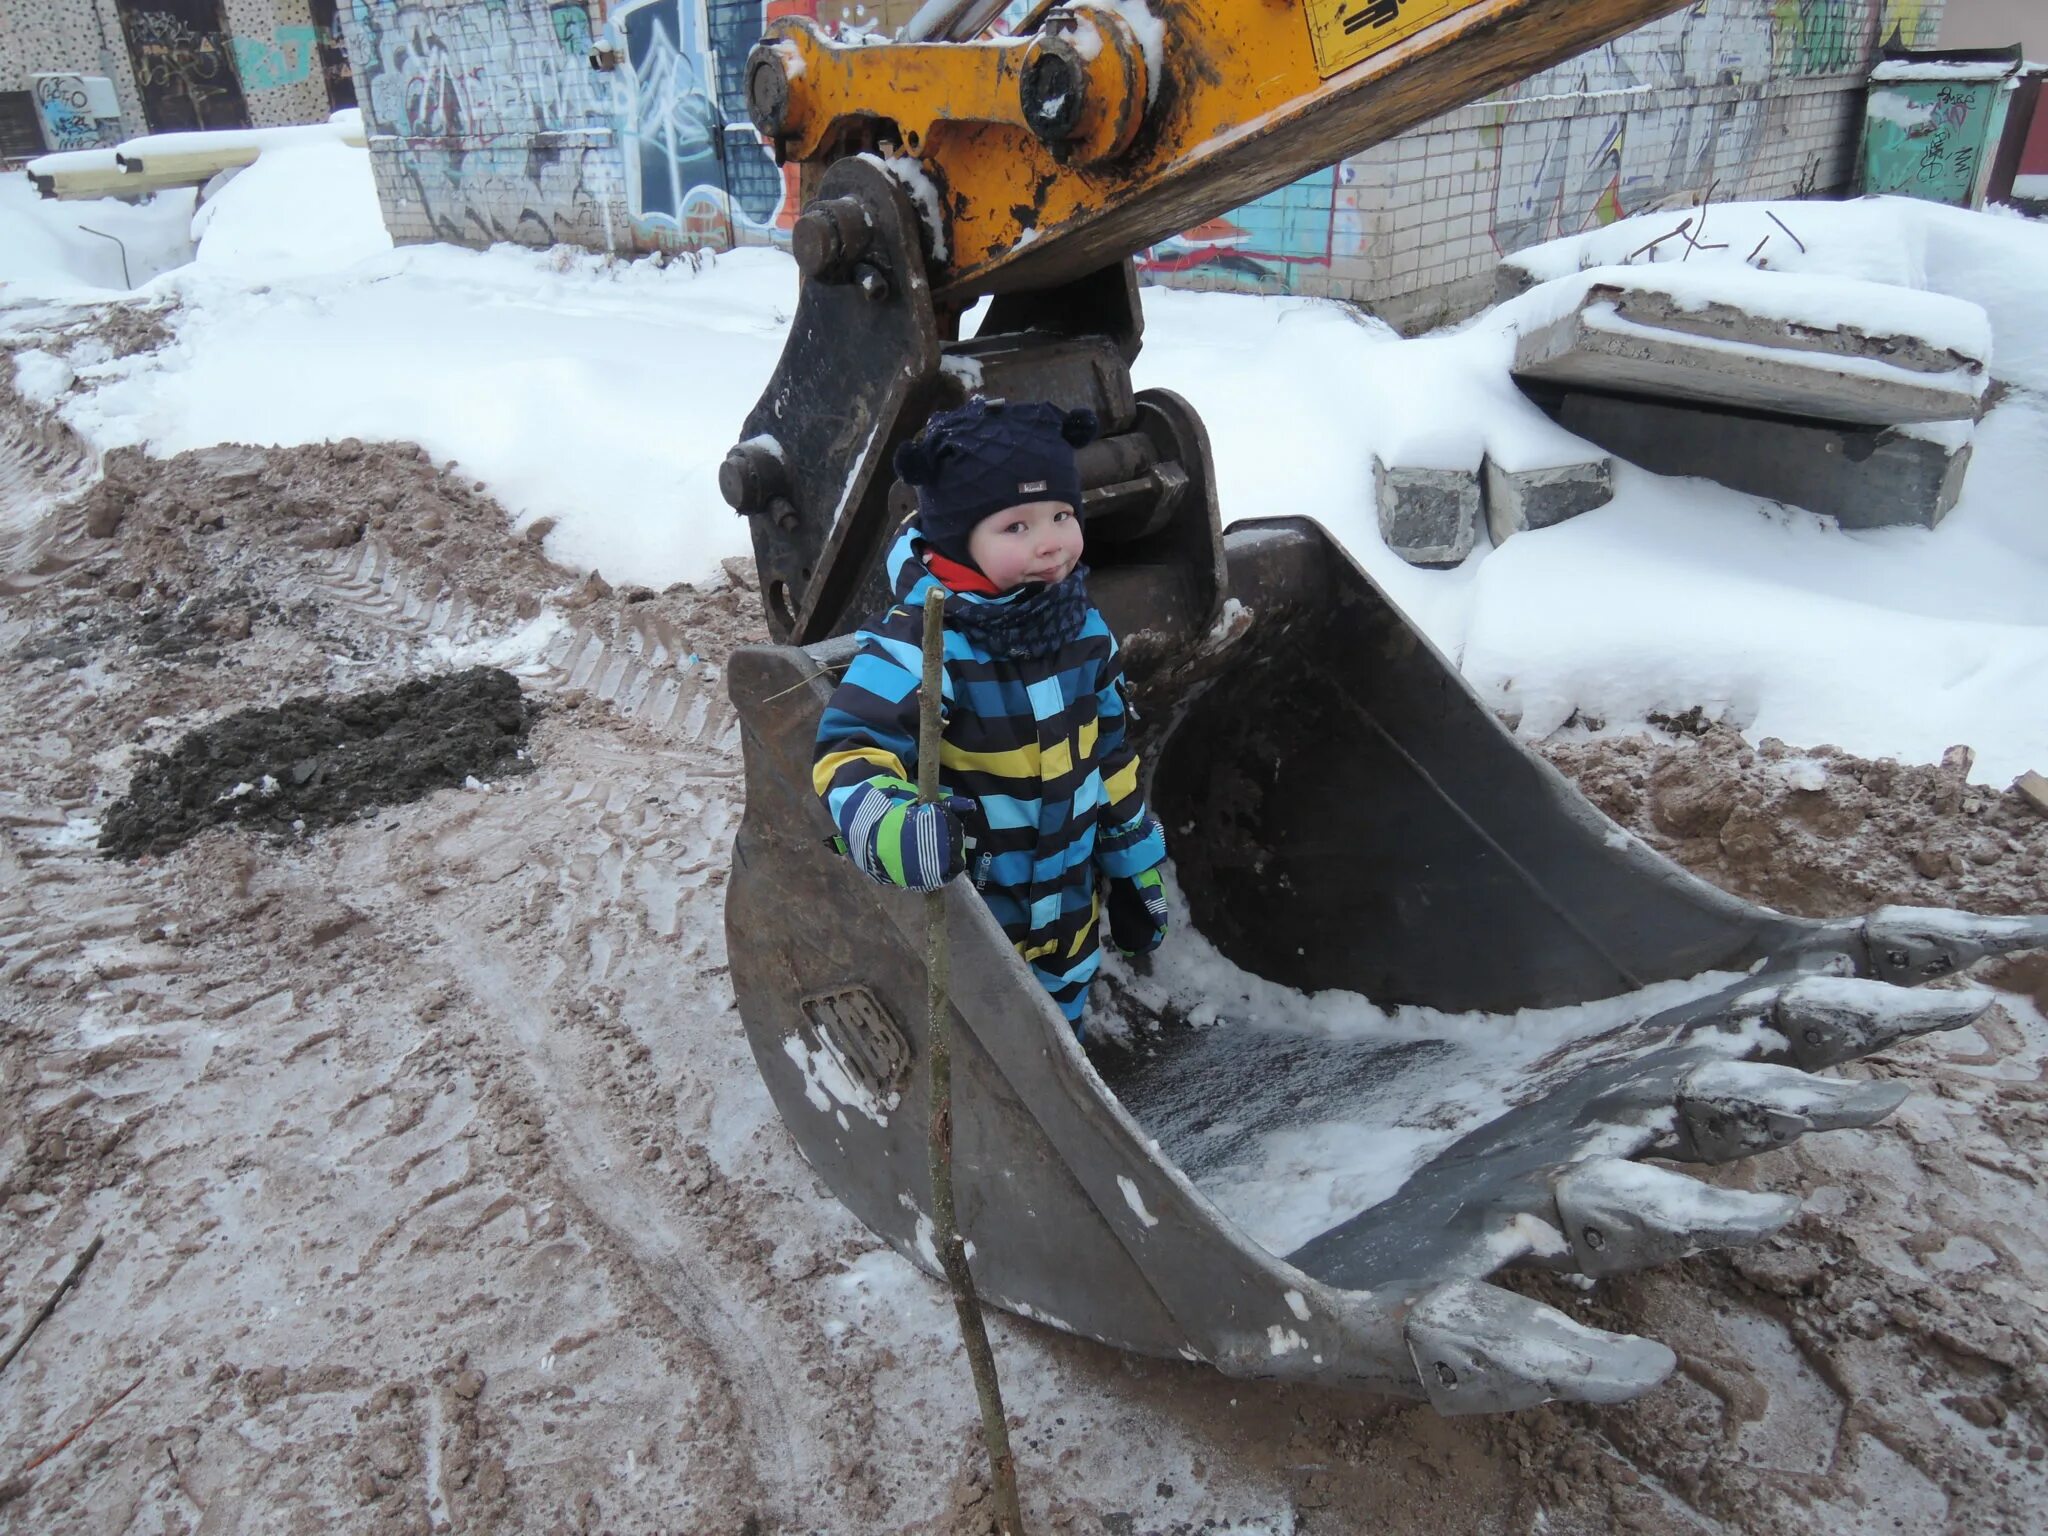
left=893, top=397, right=1098, bottom=565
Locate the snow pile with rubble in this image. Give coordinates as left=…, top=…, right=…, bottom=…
left=4, top=149, right=2047, bottom=785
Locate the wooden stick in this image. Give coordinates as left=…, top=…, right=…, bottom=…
left=16, top=1374, right=143, bottom=1476
left=917, top=586, right=1025, bottom=1535
left=0, top=1234, right=103, bottom=1378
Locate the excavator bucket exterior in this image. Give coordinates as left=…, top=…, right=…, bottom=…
left=718, top=0, right=2048, bottom=1415
left=725, top=520, right=2040, bottom=1412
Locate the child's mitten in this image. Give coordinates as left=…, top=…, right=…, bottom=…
left=1105, top=866, right=1169, bottom=956
left=839, top=782, right=973, bottom=892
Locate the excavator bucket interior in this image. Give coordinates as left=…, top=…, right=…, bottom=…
left=718, top=7, right=2048, bottom=1413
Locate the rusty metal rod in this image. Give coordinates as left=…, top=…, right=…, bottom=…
left=918, top=585, right=1025, bottom=1534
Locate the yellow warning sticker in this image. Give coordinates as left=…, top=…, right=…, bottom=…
left=1303, top=0, right=1489, bottom=78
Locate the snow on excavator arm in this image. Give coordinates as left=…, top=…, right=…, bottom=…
left=742, top=0, right=1693, bottom=299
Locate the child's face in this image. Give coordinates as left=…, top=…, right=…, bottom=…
left=966, top=500, right=1084, bottom=591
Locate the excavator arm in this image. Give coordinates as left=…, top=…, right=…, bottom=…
left=743, top=0, right=1690, bottom=298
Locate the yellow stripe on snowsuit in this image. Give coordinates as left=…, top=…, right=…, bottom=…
left=1068, top=896, right=1099, bottom=959
left=941, top=725, right=1095, bottom=784
left=940, top=740, right=1038, bottom=778
left=1103, top=757, right=1141, bottom=809
left=814, top=745, right=908, bottom=798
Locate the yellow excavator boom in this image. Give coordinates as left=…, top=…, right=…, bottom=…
left=745, top=0, right=1693, bottom=297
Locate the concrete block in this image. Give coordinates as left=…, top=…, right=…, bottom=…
left=2017, top=771, right=2048, bottom=818
left=1483, top=454, right=1616, bottom=545
left=1511, top=281, right=1986, bottom=426
left=1374, top=456, right=1481, bottom=567
left=1547, top=390, right=1973, bottom=531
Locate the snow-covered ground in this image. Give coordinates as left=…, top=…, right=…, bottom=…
left=6, top=143, right=2048, bottom=1535
left=6, top=145, right=2046, bottom=788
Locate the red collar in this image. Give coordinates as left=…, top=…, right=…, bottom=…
left=923, top=549, right=1003, bottom=596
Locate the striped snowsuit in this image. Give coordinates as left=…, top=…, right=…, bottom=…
left=813, top=530, right=1166, bottom=1027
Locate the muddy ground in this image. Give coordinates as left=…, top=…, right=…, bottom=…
left=3, top=318, right=2046, bottom=1535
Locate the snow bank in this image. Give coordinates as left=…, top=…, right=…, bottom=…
left=0, top=175, right=197, bottom=297
left=1139, top=198, right=2048, bottom=785
left=189, top=139, right=391, bottom=279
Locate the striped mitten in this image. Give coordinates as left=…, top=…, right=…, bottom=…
left=837, top=777, right=969, bottom=892
left=1105, top=866, right=1169, bottom=956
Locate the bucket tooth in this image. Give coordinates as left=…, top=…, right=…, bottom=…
left=1551, top=1157, right=1800, bottom=1277
left=1673, top=1061, right=1909, bottom=1163
left=1863, top=907, right=2048, bottom=985
left=1405, top=1280, right=1675, bottom=1414
left=1775, top=976, right=1995, bottom=1070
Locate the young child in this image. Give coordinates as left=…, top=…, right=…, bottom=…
left=812, top=396, right=1170, bottom=1032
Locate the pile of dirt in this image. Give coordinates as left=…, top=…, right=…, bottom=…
left=98, top=666, right=536, bottom=859
left=74, top=435, right=587, bottom=614
left=1542, top=725, right=2048, bottom=919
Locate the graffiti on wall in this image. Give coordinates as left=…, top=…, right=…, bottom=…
left=1137, top=170, right=1341, bottom=289
left=347, top=0, right=617, bottom=247
left=613, top=0, right=731, bottom=239
left=1878, top=0, right=1937, bottom=48
left=1863, top=78, right=1998, bottom=205
left=1481, top=0, right=1924, bottom=256
left=33, top=76, right=114, bottom=150
left=120, top=0, right=252, bottom=130
left=230, top=25, right=320, bottom=90
left=358, top=0, right=607, bottom=141
left=1772, top=0, right=1855, bottom=76
left=609, top=0, right=918, bottom=247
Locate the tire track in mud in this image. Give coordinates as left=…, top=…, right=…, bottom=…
left=396, top=761, right=900, bottom=1531
left=0, top=378, right=100, bottom=596
left=0, top=392, right=857, bottom=1528
left=279, top=536, right=876, bottom=1526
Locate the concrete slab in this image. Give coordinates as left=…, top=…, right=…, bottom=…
left=1512, top=281, right=1986, bottom=426
left=1483, top=454, right=1615, bottom=545
left=1548, top=390, right=1973, bottom=531
left=2018, top=771, right=2048, bottom=818
left=1374, top=456, right=1480, bottom=567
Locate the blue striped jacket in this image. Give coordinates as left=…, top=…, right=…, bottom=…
left=813, top=530, right=1166, bottom=1025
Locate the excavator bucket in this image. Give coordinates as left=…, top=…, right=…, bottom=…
left=714, top=10, right=2047, bottom=1409
left=726, top=515, right=2048, bottom=1413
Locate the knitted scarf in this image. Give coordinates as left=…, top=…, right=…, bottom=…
left=950, top=564, right=1093, bottom=661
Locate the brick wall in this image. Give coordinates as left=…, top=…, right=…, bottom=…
left=1144, top=0, right=1948, bottom=331
left=342, top=0, right=628, bottom=249
left=338, top=0, right=1949, bottom=325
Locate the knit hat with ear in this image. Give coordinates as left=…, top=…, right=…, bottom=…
left=893, top=397, right=1098, bottom=566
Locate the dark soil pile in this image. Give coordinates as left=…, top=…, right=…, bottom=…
left=99, top=667, right=535, bottom=859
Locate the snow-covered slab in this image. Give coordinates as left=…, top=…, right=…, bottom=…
left=1508, top=265, right=1989, bottom=425
left=1870, top=59, right=2019, bottom=84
